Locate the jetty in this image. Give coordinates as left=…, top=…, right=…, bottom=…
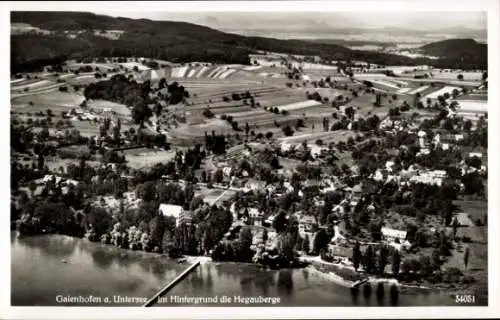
left=143, top=261, right=200, bottom=307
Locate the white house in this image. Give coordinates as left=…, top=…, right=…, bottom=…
left=381, top=227, right=407, bottom=242
left=159, top=204, right=184, bottom=227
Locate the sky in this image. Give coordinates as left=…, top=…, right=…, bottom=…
left=92, top=11, right=487, bottom=31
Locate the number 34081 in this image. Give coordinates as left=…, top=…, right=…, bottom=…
left=455, top=295, right=476, bottom=304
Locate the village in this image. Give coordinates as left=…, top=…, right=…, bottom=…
left=11, top=49, right=487, bottom=297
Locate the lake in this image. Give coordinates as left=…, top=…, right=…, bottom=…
left=11, top=233, right=457, bottom=307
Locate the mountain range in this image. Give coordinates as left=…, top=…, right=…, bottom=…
left=10, top=11, right=487, bottom=73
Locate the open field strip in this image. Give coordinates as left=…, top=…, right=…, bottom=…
left=72, top=74, right=97, bottom=81
left=388, top=79, right=409, bottom=86
left=243, top=65, right=263, bottom=71
left=189, top=87, right=284, bottom=100
left=461, top=93, right=488, bottom=100
left=58, top=73, right=77, bottom=79
left=187, top=102, right=250, bottom=111
left=11, top=78, right=44, bottom=87
left=218, top=69, right=237, bottom=79
left=11, top=85, right=62, bottom=98
left=371, top=80, right=400, bottom=89
left=171, top=66, right=190, bottom=78
left=301, top=63, right=338, bottom=70
left=211, top=67, right=229, bottom=79
left=195, top=66, right=210, bottom=78
left=120, top=62, right=150, bottom=71
left=396, top=77, right=480, bottom=87
left=257, top=95, right=305, bottom=107
left=354, top=73, right=389, bottom=79
left=11, top=80, right=53, bottom=90
left=252, top=59, right=279, bottom=67
left=397, top=87, right=412, bottom=94
left=423, top=86, right=461, bottom=100
left=208, top=106, right=255, bottom=115
left=275, top=100, right=323, bottom=112
left=206, top=66, right=225, bottom=79
left=408, top=85, right=429, bottom=95
left=430, top=71, right=483, bottom=81
left=187, top=86, right=278, bottom=100
left=225, top=109, right=269, bottom=118
left=455, top=100, right=488, bottom=112
left=87, top=99, right=131, bottom=117
left=186, top=69, right=197, bottom=78
left=11, top=78, right=26, bottom=84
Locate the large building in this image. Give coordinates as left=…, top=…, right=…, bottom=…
left=159, top=204, right=192, bottom=227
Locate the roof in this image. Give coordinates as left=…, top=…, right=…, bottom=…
left=299, top=215, right=316, bottom=224
left=381, top=227, right=407, bottom=239
left=159, top=204, right=183, bottom=218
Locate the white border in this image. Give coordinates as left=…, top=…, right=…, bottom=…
left=1, top=1, right=499, bottom=319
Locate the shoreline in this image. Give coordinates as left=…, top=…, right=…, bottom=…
left=12, top=232, right=482, bottom=298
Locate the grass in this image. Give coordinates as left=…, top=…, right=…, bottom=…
left=123, top=148, right=178, bottom=169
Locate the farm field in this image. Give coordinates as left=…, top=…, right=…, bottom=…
left=11, top=91, right=84, bottom=114
left=195, top=187, right=236, bottom=206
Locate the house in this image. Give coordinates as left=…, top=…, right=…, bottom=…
left=468, top=152, right=483, bottom=158
left=381, top=227, right=407, bottom=242
left=222, top=166, right=232, bottom=178
left=280, top=142, right=293, bottom=153
left=159, top=204, right=184, bottom=227
left=248, top=208, right=263, bottom=226
left=298, top=215, right=317, bottom=234
left=385, top=161, right=395, bottom=172
left=178, top=210, right=193, bottom=226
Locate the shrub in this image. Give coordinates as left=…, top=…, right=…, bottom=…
left=282, top=125, right=294, bottom=137
left=203, top=108, right=214, bottom=118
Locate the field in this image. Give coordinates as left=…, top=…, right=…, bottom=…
left=122, top=148, right=178, bottom=169
left=194, top=187, right=236, bottom=206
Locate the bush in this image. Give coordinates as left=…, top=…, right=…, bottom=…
left=203, top=108, right=214, bottom=118
left=282, top=125, right=294, bottom=137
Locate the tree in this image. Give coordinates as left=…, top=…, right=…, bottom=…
left=363, top=245, right=375, bottom=274
left=85, top=207, right=112, bottom=239
left=352, top=241, right=361, bottom=271
left=464, top=246, right=470, bottom=269
left=392, top=250, right=401, bottom=276
left=378, top=245, right=389, bottom=275
left=302, top=234, right=310, bottom=254
left=313, top=229, right=330, bottom=255
left=282, top=125, right=294, bottom=137
left=273, top=211, right=288, bottom=233
left=345, top=106, right=355, bottom=120
left=452, top=216, right=459, bottom=240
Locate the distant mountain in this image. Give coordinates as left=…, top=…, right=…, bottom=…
left=420, top=38, right=487, bottom=69
left=420, top=38, right=487, bottom=59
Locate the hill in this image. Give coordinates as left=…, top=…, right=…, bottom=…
left=420, top=39, right=487, bottom=69
left=11, top=12, right=485, bottom=72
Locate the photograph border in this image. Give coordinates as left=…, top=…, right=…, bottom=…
left=1, top=0, right=499, bottom=319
